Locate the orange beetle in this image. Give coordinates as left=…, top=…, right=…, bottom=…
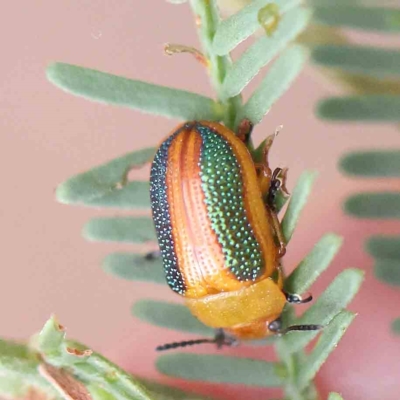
left=149, top=121, right=320, bottom=350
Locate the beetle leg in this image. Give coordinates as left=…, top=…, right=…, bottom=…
left=253, top=136, right=274, bottom=195
left=255, top=130, right=283, bottom=198
left=260, top=125, right=283, bottom=173
left=144, top=250, right=161, bottom=260
left=270, top=211, right=286, bottom=257
left=254, top=163, right=272, bottom=196
left=279, top=167, right=289, bottom=197
left=264, top=169, right=286, bottom=256
left=268, top=167, right=289, bottom=208
left=254, top=132, right=288, bottom=257
left=214, top=328, right=239, bottom=348
left=267, top=168, right=282, bottom=208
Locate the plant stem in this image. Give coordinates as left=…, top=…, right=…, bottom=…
left=189, top=0, right=242, bottom=129
left=275, top=339, right=319, bottom=400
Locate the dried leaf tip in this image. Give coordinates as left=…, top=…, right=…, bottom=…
left=50, top=315, right=65, bottom=332
left=66, top=347, right=93, bottom=358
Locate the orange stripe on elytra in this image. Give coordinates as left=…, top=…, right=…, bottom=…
left=166, top=130, right=192, bottom=294
left=178, top=130, right=206, bottom=296
left=198, top=121, right=278, bottom=279
left=167, top=127, right=255, bottom=298
left=183, top=129, right=246, bottom=297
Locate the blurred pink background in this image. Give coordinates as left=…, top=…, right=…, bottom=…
left=1, top=2, right=400, bottom=399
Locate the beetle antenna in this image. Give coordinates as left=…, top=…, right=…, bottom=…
left=156, top=329, right=238, bottom=351
left=156, top=338, right=216, bottom=351
left=282, top=324, right=323, bottom=334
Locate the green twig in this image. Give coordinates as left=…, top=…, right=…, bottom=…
left=274, top=308, right=318, bottom=400
left=189, top=0, right=241, bottom=128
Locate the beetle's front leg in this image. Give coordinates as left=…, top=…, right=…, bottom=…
left=267, top=167, right=289, bottom=210
left=255, top=133, right=289, bottom=257
left=144, top=250, right=161, bottom=260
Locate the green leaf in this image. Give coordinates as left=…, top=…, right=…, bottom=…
left=156, top=354, right=282, bottom=386
left=282, top=268, right=364, bottom=353
left=297, top=310, right=355, bottom=390
left=38, top=318, right=66, bottom=355
left=345, top=192, right=400, bottom=219
left=35, top=317, right=155, bottom=400
left=282, top=171, right=317, bottom=243
left=328, top=393, right=344, bottom=400
left=307, top=0, right=363, bottom=4
left=285, top=233, right=343, bottom=294
left=317, top=95, right=400, bottom=122
left=366, top=235, right=400, bottom=260
left=391, top=318, right=400, bottom=335
left=47, top=63, right=221, bottom=120
left=83, top=216, right=156, bottom=243
left=313, top=6, right=400, bottom=33
left=56, top=147, right=154, bottom=207
left=83, top=182, right=150, bottom=209
left=132, top=300, right=277, bottom=346
left=340, top=151, right=400, bottom=178
left=102, top=253, right=165, bottom=284
left=312, top=45, right=400, bottom=79
left=0, top=340, right=33, bottom=359
left=0, top=341, right=57, bottom=399
left=222, top=7, right=311, bottom=98
left=239, top=45, right=308, bottom=125
left=132, top=300, right=213, bottom=336
left=212, top=0, right=301, bottom=55
left=374, top=259, right=400, bottom=286
left=138, top=378, right=215, bottom=400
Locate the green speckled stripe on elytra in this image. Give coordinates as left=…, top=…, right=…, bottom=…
left=196, top=124, right=264, bottom=282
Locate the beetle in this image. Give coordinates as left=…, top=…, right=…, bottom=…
left=149, top=120, right=321, bottom=350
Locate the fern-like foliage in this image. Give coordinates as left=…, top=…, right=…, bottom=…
left=0, top=1, right=367, bottom=399
left=307, top=1, right=400, bottom=333
left=0, top=316, right=213, bottom=400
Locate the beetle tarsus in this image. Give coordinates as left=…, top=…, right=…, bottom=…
left=214, top=328, right=238, bottom=348
left=269, top=210, right=287, bottom=258
left=268, top=167, right=289, bottom=210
